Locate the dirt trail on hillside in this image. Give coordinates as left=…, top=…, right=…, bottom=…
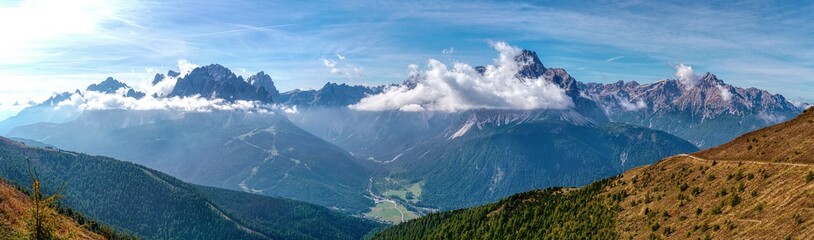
left=678, top=154, right=814, bottom=168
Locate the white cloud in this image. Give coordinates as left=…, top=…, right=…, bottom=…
left=790, top=98, right=812, bottom=110
left=146, top=76, right=177, bottom=98
left=350, top=41, right=573, bottom=112
left=322, top=58, right=341, bottom=75
left=0, top=97, right=38, bottom=120
left=757, top=112, right=785, bottom=124
left=407, top=64, right=420, bottom=78
left=353, top=66, right=365, bottom=77
left=716, top=84, right=732, bottom=102
left=442, top=47, right=454, bottom=55
left=675, top=64, right=700, bottom=89
left=618, top=97, right=647, bottom=111
left=281, top=105, right=299, bottom=114
left=321, top=55, right=364, bottom=77
left=177, top=59, right=199, bottom=77
left=142, top=60, right=199, bottom=97
left=56, top=91, right=271, bottom=113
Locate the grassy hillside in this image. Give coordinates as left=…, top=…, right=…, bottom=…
left=697, top=108, right=814, bottom=163
left=612, top=154, right=814, bottom=239
left=375, top=108, right=814, bottom=239
left=0, top=179, right=104, bottom=240
left=0, top=137, right=381, bottom=240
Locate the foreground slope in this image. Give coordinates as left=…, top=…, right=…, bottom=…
left=0, top=137, right=380, bottom=240
left=695, top=107, right=814, bottom=163
left=375, top=108, right=814, bottom=239
left=0, top=180, right=104, bottom=240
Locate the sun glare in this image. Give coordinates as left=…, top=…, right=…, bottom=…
left=0, top=0, right=117, bottom=64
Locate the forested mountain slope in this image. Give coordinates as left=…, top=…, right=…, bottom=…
left=8, top=110, right=375, bottom=213
left=0, top=137, right=380, bottom=240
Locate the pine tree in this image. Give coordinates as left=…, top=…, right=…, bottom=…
left=26, top=159, right=66, bottom=240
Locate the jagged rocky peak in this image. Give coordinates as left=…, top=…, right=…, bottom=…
left=323, top=82, right=386, bottom=93
left=543, top=67, right=580, bottom=96
left=276, top=82, right=387, bottom=107
left=582, top=79, right=639, bottom=90
left=403, top=69, right=423, bottom=89
left=126, top=89, right=146, bottom=99
left=152, top=73, right=165, bottom=85
left=167, top=70, right=181, bottom=78
left=508, top=49, right=581, bottom=96
left=86, top=77, right=146, bottom=99
left=699, top=72, right=724, bottom=86
left=87, top=77, right=128, bottom=94
left=471, top=49, right=545, bottom=77
left=169, top=64, right=274, bottom=103
left=152, top=70, right=181, bottom=85
left=312, top=82, right=384, bottom=107
left=40, top=91, right=77, bottom=106
left=247, top=71, right=279, bottom=97
left=189, top=64, right=236, bottom=82
left=613, top=80, right=640, bottom=89
left=473, top=49, right=572, bottom=92
left=322, top=82, right=360, bottom=90
left=678, top=73, right=796, bottom=111
left=403, top=77, right=419, bottom=89
left=516, top=49, right=546, bottom=78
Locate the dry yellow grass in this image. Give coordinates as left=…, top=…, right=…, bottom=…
left=605, top=108, right=814, bottom=239
left=0, top=180, right=104, bottom=239
left=698, top=107, right=814, bottom=164
left=609, top=155, right=814, bottom=239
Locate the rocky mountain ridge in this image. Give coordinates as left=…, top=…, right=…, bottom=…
left=580, top=72, right=801, bottom=147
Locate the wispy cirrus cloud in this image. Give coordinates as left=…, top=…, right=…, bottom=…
left=605, top=56, right=625, bottom=62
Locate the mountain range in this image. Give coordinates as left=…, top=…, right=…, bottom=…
left=0, top=47, right=803, bottom=231
left=581, top=72, right=801, bottom=147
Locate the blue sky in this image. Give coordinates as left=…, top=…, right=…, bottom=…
left=0, top=0, right=812, bottom=118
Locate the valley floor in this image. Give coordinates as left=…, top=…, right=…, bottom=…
left=364, top=178, right=424, bottom=224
